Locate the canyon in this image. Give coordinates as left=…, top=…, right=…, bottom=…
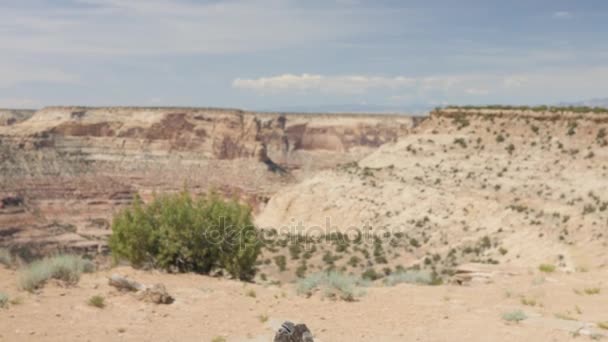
left=1, top=106, right=608, bottom=341
left=0, top=106, right=417, bottom=256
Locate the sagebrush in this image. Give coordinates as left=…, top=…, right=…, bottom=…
left=297, top=272, right=368, bottom=301
left=19, top=255, right=95, bottom=292
left=0, top=292, right=8, bottom=308
left=109, top=191, right=261, bottom=280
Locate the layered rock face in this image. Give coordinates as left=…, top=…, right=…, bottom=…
left=0, top=106, right=415, bottom=255
left=257, top=108, right=608, bottom=273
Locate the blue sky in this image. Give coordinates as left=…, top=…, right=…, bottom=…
left=1, top=0, right=607, bottom=110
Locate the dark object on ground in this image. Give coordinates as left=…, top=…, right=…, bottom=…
left=274, top=321, right=314, bottom=342
left=0, top=196, right=23, bottom=209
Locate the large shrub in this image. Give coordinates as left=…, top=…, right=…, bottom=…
left=109, top=191, right=261, bottom=280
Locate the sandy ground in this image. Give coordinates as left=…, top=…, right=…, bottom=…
left=1, top=265, right=607, bottom=341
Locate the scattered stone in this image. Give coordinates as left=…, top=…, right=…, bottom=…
left=451, top=263, right=518, bottom=285
left=137, top=284, right=174, bottom=304
left=274, top=321, right=314, bottom=342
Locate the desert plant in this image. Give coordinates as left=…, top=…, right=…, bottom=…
left=502, top=310, right=527, bottom=322
left=538, top=264, right=556, bottom=273
left=584, top=288, right=601, bottom=295
left=295, top=261, right=307, bottom=278
left=258, top=314, right=269, bottom=323
left=598, top=322, right=608, bottom=330
left=18, top=255, right=95, bottom=292
left=274, top=255, right=287, bottom=272
left=555, top=312, right=577, bottom=321
left=245, top=289, right=256, bottom=298
left=297, top=272, right=367, bottom=301
left=0, top=292, right=8, bottom=309
left=109, top=191, right=261, bottom=281
left=383, top=270, right=434, bottom=286
left=88, top=295, right=106, bottom=308
left=453, top=138, right=467, bottom=148
left=520, top=297, right=537, bottom=306
left=0, top=248, right=12, bottom=267
left=361, top=268, right=381, bottom=281
left=211, top=337, right=227, bottom=342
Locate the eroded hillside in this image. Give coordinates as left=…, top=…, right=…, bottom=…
left=256, top=108, right=608, bottom=280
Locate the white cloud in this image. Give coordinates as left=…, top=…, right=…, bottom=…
left=465, top=88, right=490, bottom=95
left=234, top=67, right=608, bottom=103
left=503, top=76, right=527, bottom=88
left=0, top=0, right=376, bottom=56
left=233, top=74, right=416, bottom=94
left=553, top=11, right=572, bottom=19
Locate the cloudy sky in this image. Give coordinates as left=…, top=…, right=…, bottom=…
left=1, top=0, right=607, bottom=110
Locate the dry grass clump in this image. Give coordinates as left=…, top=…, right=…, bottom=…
left=88, top=295, right=106, bottom=308
left=18, top=255, right=95, bottom=292
left=538, top=264, right=556, bottom=273
left=297, top=272, right=367, bottom=301
left=383, top=270, right=435, bottom=286
left=0, top=292, right=8, bottom=309
left=502, top=310, right=527, bottom=323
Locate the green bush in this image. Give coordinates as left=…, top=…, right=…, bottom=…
left=539, top=264, right=556, bottom=273
left=88, top=295, right=106, bottom=308
left=109, top=191, right=261, bottom=280
left=18, top=255, right=95, bottom=292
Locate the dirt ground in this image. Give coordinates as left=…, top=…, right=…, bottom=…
left=1, top=265, right=607, bottom=341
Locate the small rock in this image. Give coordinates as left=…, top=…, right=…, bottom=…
left=137, top=284, right=174, bottom=304
left=274, top=321, right=314, bottom=342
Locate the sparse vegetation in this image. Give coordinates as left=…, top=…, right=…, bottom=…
left=18, top=255, right=95, bottom=292
left=88, top=295, right=106, bottom=308
left=274, top=255, right=287, bottom=272
left=453, top=138, right=467, bottom=148
left=361, top=268, right=381, bottom=281
left=538, top=264, right=556, bottom=273
left=383, top=270, right=435, bottom=286
left=109, top=191, right=261, bottom=281
left=584, top=287, right=601, bottom=295
left=443, top=105, right=608, bottom=114
left=297, top=272, right=367, bottom=301
left=520, top=297, right=537, bottom=306
left=502, top=310, right=527, bottom=323
left=554, top=312, right=577, bottom=321
left=0, top=292, right=8, bottom=309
